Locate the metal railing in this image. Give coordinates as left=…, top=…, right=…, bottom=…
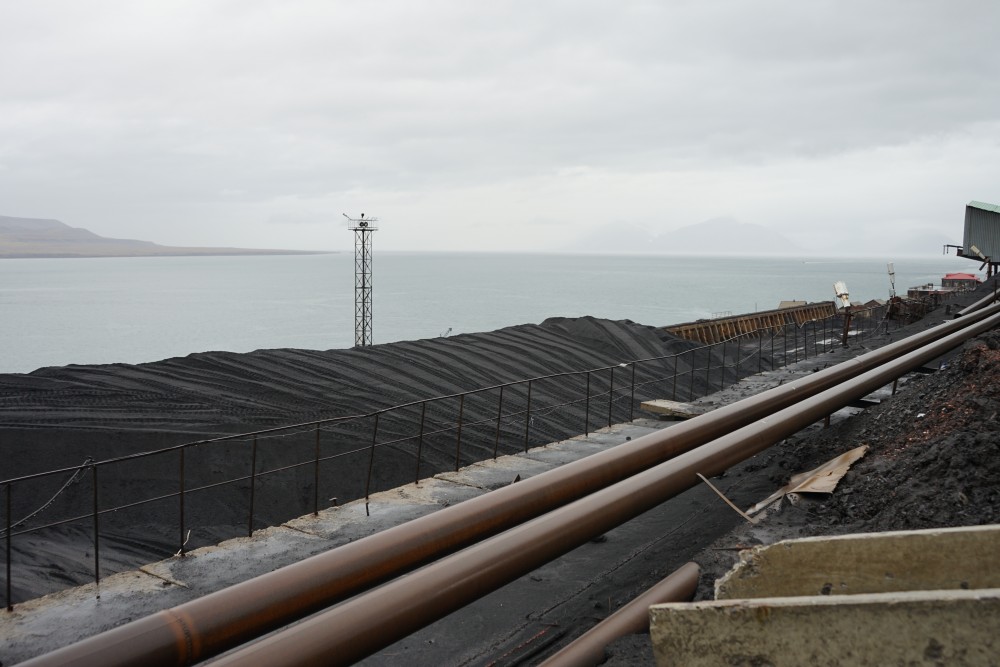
left=2, top=305, right=894, bottom=609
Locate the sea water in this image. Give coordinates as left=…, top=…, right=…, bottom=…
left=0, top=252, right=973, bottom=374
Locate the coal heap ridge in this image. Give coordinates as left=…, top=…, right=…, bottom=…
left=0, top=316, right=692, bottom=432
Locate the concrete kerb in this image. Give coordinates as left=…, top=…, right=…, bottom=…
left=650, top=589, right=1000, bottom=667
left=650, top=525, right=1000, bottom=666
left=0, top=422, right=668, bottom=664
left=715, top=524, right=1000, bottom=599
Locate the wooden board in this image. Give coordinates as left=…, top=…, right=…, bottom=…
left=639, top=400, right=709, bottom=419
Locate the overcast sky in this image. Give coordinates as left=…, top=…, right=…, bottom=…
left=2, top=1, right=998, bottom=255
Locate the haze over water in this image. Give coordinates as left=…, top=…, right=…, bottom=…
left=0, top=253, right=973, bottom=374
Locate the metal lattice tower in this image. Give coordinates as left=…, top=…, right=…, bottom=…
left=343, top=213, right=378, bottom=347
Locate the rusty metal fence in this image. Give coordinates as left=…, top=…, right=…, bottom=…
left=2, top=305, right=896, bottom=609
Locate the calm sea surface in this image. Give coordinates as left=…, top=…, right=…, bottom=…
left=0, top=252, right=973, bottom=374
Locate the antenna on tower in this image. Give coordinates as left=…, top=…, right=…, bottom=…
left=834, top=280, right=852, bottom=347
left=343, top=212, right=379, bottom=347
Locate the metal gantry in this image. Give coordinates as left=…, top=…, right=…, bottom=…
left=344, top=213, right=378, bottom=347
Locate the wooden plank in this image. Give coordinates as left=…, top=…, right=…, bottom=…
left=639, top=400, right=709, bottom=419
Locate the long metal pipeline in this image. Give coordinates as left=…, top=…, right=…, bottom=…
left=21, top=302, right=1000, bottom=667
left=956, top=280, right=999, bottom=317
left=537, top=562, right=700, bottom=667
left=209, top=305, right=1000, bottom=667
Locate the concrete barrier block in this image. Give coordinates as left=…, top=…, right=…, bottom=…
left=717, top=524, right=1000, bottom=599
left=650, top=588, right=1000, bottom=666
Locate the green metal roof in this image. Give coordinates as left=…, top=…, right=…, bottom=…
left=968, top=200, right=1000, bottom=214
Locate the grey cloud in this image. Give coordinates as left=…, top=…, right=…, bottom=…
left=1, top=1, right=998, bottom=250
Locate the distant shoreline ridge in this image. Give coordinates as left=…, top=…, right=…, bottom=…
left=0, top=214, right=329, bottom=258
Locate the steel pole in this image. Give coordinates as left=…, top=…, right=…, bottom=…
left=5, top=483, right=11, bottom=611
left=178, top=449, right=186, bottom=556
left=607, top=366, right=614, bottom=428
left=629, top=363, right=636, bottom=422
left=248, top=436, right=257, bottom=537
left=91, top=465, right=100, bottom=597
left=493, top=387, right=504, bottom=459
left=313, top=426, right=320, bottom=516
left=454, top=395, right=465, bottom=472
left=25, top=303, right=1000, bottom=667
left=416, top=402, right=427, bottom=482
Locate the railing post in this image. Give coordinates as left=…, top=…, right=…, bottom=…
left=314, top=425, right=320, bottom=516
left=757, top=330, right=763, bottom=372
left=607, top=366, right=615, bottom=428
left=248, top=436, right=257, bottom=537
left=735, top=334, right=741, bottom=381
left=629, top=363, right=636, bottom=422
left=91, top=464, right=100, bottom=598
left=365, top=413, right=380, bottom=514
left=771, top=329, right=775, bottom=371
left=179, top=448, right=186, bottom=556
left=671, top=355, right=678, bottom=401
left=584, top=372, right=591, bottom=436
left=415, top=402, right=427, bottom=483
left=688, top=349, right=696, bottom=400
left=705, top=338, right=726, bottom=391
left=5, top=483, right=11, bottom=611
left=493, top=387, right=504, bottom=460
left=454, top=394, right=465, bottom=472
left=706, top=343, right=713, bottom=392
left=523, top=381, right=533, bottom=452
left=783, top=324, right=788, bottom=366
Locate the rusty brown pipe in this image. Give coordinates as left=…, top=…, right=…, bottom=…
left=537, top=562, right=699, bottom=667
left=208, top=306, right=1000, bottom=667
left=21, top=303, right=1000, bottom=667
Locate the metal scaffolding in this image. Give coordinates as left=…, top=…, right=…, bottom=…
left=344, top=213, right=378, bottom=347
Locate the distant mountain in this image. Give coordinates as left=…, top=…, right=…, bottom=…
left=567, top=217, right=801, bottom=256
left=653, top=217, right=801, bottom=256
left=564, top=220, right=658, bottom=254
left=0, top=216, right=326, bottom=258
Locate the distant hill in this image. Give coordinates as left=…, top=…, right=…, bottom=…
left=567, top=216, right=801, bottom=256
left=0, top=215, right=327, bottom=258
left=654, top=217, right=801, bottom=255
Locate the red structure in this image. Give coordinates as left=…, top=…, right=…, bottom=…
left=941, top=272, right=981, bottom=291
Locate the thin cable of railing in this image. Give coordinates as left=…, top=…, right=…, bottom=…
left=3, top=316, right=850, bottom=517
left=4, top=363, right=710, bottom=540
left=2, top=322, right=808, bottom=489
left=4, top=309, right=875, bottom=606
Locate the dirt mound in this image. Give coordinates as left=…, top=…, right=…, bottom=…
left=814, top=330, right=1000, bottom=531
left=681, top=326, right=1000, bottom=605
left=603, top=326, right=1000, bottom=665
